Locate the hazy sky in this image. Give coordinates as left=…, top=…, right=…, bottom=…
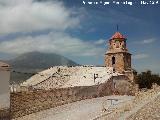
left=0, top=0, right=159, bottom=73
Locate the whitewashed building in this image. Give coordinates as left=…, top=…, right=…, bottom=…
left=0, top=61, right=10, bottom=109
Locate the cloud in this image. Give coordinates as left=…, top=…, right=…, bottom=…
left=141, top=38, right=156, bottom=44
left=0, top=0, right=80, bottom=35
left=133, top=54, right=149, bottom=60
left=0, top=32, right=104, bottom=57
left=94, top=39, right=106, bottom=45
left=0, top=0, right=105, bottom=60
left=134, top=38, right=156, bottom=44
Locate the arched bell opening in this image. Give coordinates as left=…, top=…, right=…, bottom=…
left=112, top=56, right=115, bottom=65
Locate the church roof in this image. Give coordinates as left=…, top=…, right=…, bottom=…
left=111, top=32, right=126, bottom=39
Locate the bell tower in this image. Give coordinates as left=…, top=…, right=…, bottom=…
left=104, top=30, right=132, bottom=74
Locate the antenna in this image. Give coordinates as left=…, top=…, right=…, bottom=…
left=116, top=24, right=119, bottom=31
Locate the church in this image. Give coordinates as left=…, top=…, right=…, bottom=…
left=11, top=31, right=135, bottom=118
left=21, top=30, right=134, bottom=91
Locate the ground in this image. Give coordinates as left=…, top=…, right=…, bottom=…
left=13, top=95, right=133, bottom=120
left=127, top=93, right=160, bottom=120
left=13, top=86, right=160, bottom=120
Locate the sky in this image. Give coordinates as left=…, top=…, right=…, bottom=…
left=0, top=0, right=160, bottom=73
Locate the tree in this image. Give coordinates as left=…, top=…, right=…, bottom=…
left=135, top=70, right=160, bottom=89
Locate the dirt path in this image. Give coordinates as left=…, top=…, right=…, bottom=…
left=13, top=95, right=133, bottom=120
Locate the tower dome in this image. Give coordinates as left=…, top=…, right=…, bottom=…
left=111, top=32, right=126, bottom=39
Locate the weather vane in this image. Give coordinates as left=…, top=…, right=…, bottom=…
left=116, top=24, right=119, bottom=31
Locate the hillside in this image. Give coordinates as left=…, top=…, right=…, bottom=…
left=8, top=52, right=79, bottom=83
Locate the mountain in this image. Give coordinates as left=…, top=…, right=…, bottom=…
left=8, top=52, right=79, bottom=83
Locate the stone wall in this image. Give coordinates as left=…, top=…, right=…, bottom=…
left=105, top=52, right=131, bottom=74
left=10, top=76, right=134, bottom=119
left=113, top=75, right=135, bottom=95
left=0, top=108, right=10, bottom=120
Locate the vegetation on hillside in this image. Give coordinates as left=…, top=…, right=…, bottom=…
left=134, top=70, right=160, bottom=89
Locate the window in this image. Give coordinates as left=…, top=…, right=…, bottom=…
left=112, top=56, right=115, bottom=65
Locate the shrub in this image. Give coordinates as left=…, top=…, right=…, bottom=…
left=135, top=70, right=160, bottom=89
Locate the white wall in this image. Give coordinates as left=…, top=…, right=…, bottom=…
left=0, top=70, right=10, bottom=109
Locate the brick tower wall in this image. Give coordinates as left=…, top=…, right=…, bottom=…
left=105, top=52, right=131, bottom=73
